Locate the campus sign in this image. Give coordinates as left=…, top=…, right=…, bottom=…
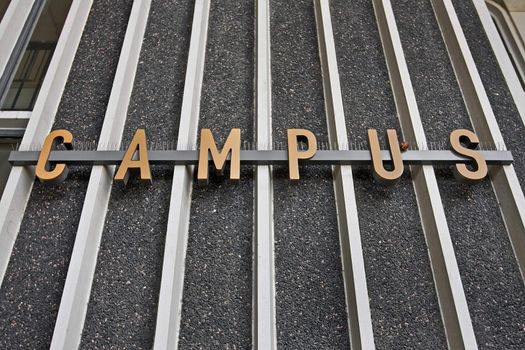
left=8, top=128, right=513, bottom=185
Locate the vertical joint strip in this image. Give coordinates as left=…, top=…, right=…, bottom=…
left=373, top=0, right=478, bottom=348
left=153, top=1, right=211, bottom=349
left=49, top=1, right=152, bottom=349
left=254, top=0, right=276, bottom=349
left=432, top=0, right=525, bottom=283
left=314, top=0, right=376, bottom=349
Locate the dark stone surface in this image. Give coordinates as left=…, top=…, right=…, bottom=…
left=80, top=1, right=194, bottom=349
left=0, top=1, right=132, bottom=348
left=393, top=0, right=525, bottom=348
left=331, top=0, right=448, bottom=348
left=271, top=0, right=350, bottom=348
left=453, top=1, right=525, bottom=348
left=435, top=171, right=525, bottom=350
left=178, top=0, right=254, bottom=347
left=392, top=0, right=472, bottom=140
left=1, top=0, right=523, bottom=349
left=452, top=0, right=525, bottom=188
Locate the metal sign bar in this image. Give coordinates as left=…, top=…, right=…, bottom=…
left=8, top=149, right=514, bottom=166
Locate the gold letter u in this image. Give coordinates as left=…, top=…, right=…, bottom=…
left=367, top=129, right=404, bottom=184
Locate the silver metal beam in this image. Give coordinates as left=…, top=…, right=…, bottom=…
left=373, top=0, right=478, bottom=348
left=254, top=0, right=276, bottom=348
left=314, top=0, right=375, bottom=348
left=0, top=0, right=93, bottom=286
left=49, top=1, right=151, bottom=348
left=153, top=1, right=210, bottom=348
left=432, top=0, right=525, bottom=282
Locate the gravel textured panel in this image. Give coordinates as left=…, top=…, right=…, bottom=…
left=393, top=0, right=525, bottom=348
left=331, top=0, right=448, bottom=348
left=452, top=0, right=525, bottom=188
left=80, top=1, right=194, bottom=349
left=453, top=0, right=525, bottom=347
left=271, top=0, right=350, bottom=347
left=0, top=1, right=132, bottom=348
left=178, top=0, right=254, bottom=347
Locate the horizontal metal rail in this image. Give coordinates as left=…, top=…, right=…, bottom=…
left=0, top=128, right=24, bottom=138
left=9, top=149, right=514, bottom=166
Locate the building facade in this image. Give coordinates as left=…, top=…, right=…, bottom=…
left=0, top=0, right=525, bottom=349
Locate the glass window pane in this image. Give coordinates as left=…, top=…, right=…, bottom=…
left=0, top=0, right=10, bottom=23
left=1, top=0, right=73, bottom=111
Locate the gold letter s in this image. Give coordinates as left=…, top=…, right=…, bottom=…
left=449, top=129, right=487, bottom=182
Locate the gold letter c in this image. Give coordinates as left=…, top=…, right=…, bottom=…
left=36, top=129, right=73, bottom=183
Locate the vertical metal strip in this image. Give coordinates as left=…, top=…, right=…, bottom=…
left=49, top=1, right=152, bottom=349
left=0, top=0, right=93, bottom=286
left=431, top=0, right=525, bottom=282
left=0, top=0, right=36, bottom=97
left=254, top=0, right=276, bottom=349
left=314, top=1, right=375, bottom=348
left=373, top=0, right=478, bottom=348
left=153, top=1, right=210, bottom=348
left=474, top=0, right=525, bottom=126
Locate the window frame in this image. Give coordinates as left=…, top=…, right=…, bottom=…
left=0, top=0, right=36, bottom=131
left=486, top=0, right=525, bottom=91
